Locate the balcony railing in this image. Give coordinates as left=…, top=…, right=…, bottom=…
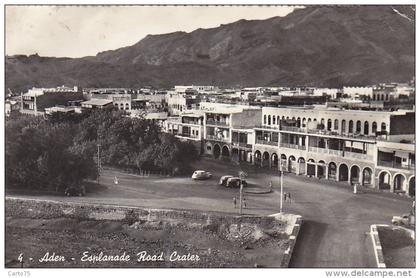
left=232, top=142, right=253, bottom=149
left=308, top=146, right=343, bottom=156
left=206, top=119, right=229, bottom=126
left=377, top=160, right=415, bottom=170
left=307, top=146, right=373, bottom=160
left=279, top=143, right=306, bottom=150
left=344, top=151, right=372, bottom=160
left=256, top=139, right=278, bottom=146
left=206, top=134, right=230, bottom=142
left=281, top=126, right=307, bottom=133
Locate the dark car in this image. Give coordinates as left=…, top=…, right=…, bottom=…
left=64, top=185, right=86, bottom=197
left=226, top=177, right=247, bottom=188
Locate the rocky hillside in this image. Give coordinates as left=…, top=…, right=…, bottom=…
left=6, top=5, right=415, bottom=93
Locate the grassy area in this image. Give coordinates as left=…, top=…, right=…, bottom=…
left=377, top=226, right=415, bottom=267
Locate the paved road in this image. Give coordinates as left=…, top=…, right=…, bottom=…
left=7, top=157, right=413, bottom=267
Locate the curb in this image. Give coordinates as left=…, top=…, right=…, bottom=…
left=281, top=215, right=302, bottom=267
left=370, top=224, right=387, bottom=268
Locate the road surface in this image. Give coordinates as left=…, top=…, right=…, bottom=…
left=7, top=157, right=413, bottom=267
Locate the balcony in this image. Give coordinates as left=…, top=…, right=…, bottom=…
left=255, top=125, right=280, bottom=131
left=232, top=142, right=253, bottom=149
left=281, top=126, right=307, bottom=133
left=206, top=119, right=229, bottom=126
left=344, top=151, right=372, bottom=160
left=308, top=146, right=343, bottom=156
left=377, top=160, right=415, bottom=170
left=206, top=134, right=230, bottom=142
left=279, top=143, right=306, bottom=150
left=256, top=139, right=278, bottom=146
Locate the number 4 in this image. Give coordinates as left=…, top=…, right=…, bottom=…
left=18, top=253, right=23, bottom=263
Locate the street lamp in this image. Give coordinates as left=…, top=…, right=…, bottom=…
left=97, top=143, right=101, bottom=184
left=279, top=161, right=284, bottom=213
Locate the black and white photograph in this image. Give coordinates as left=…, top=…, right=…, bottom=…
left=3, top=1, right=416, bottom=276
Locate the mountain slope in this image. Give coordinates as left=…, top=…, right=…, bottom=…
left=6, top=5, right=415, bottom=93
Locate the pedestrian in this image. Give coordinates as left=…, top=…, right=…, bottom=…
left=233, top=197, right=237, bottom=208
left=287, top=192, right=292, bottom=203
left=284, top=192, right=287, bottom=202
left=114, top=176, right=119, bottom=185
left=243, top=197, right=247, bottom=208
left=269, top=181, right=273, bottom=192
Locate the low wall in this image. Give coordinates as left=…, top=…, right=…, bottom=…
left=6, top=196, right=291, bottom=230
left=370, top=225, right=387, bottom=268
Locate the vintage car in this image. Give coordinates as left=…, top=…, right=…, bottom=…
left=226, top=177, right=247, bottom=188
left=191, top=170, right=212, bottom=180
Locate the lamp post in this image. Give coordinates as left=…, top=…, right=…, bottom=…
left=280, top=162, right=284, bottom=213
left=97, top=143, right=101, bottom=184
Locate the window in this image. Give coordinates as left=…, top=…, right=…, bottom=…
left=327, top=119, right=332, bottom=131
left=364, top=121, right=369, bottom=135
left=334, top=119, right=339, bottom=130
left=264, top=115, right=266, bottom=125
left=381, top=122, right=386, bottom=131
left=356, top=120, right=361, bottom=133
left=268, top=115, right=271, bottom=125
left=273, top=115, right=276, bottom=125
left=372, top=122, right=377, bottom=133
left=349, top=120, right=354, bottom=133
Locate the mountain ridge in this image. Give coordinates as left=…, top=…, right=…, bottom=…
left=6, top=5, right=415, bottom=93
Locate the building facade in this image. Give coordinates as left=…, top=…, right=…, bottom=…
left=164, top=104, right=415, bottom=197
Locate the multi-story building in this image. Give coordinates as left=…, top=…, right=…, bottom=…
left=166, top=90, right=201, bottom=115
left=20, top=86, right=83, bottom=115
left=164, top=103, right=415, bottom=197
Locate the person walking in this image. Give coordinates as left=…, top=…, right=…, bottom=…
left=233, top=197, right=237, bottom=209
left=287, top=192, right=292, bottom=203
left=114, top=176, right=119, bottom=185
left=269, top=181, right=273, bottom=192
left=243, top=197, right=247, bottom=208
left=284, top=192, right=288, bottom=203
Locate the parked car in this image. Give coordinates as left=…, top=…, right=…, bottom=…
left=226, top=177, right=247, bottom=188
left=392, top=214, right=414, bottom=226
left=64, top=185, right=85, bottom=197
left=219, top=175, right=233, bottom=186
left=192, top=170, right=212, bottom=180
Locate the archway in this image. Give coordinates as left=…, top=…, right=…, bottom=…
left=231, top=148, right=239, bottom=162
left=271, top=153, right=278, bottom=169
left=328, top=162, right=337, bottom=180
left=364, top=121, right=369, bottom=135
left=288, top=156, right=296, bottom=173
left=298, top=157, right=306, bottom=175
left=350, top=165, right=360, bottom=184
left=254, top=150, right=262, bottom=166
left=362, top=167, right=373, bottom=186
left=262, top=151, right=270, bottom=168
left=213, top=144, right=221, bottom=159
left=393, top=174, right=406, bottom=192
left=409, top=176, right=415, bottom=197
left=307, top=159, right=316, bottom=177
left=339, top=164, right=349, bottom=182
left=317, top=160, right=326, bottom=179
left=280, top=154, right=287, bottom=171
left=221, top=145, right=230, bottom=160
left=378, top=171, right=391, bottom=190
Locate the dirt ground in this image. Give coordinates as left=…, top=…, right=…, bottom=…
left=5, top=216, right=290, bottom=268
left=377, top=226, right=415, bottom=267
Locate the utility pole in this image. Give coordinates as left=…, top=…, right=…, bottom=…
left=280, top=166, right=284, bottom=213
left=97, top=143, right=101, bottom=184
left=239, top=182, right=243, bottom=215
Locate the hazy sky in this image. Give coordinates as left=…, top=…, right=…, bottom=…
left=6, top=5, right=302, bottom=58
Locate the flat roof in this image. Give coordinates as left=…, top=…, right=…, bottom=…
left=82, top=99, right=113, bottom=106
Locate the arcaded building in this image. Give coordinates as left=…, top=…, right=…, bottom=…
left=164, top=104, right=415, bottom=197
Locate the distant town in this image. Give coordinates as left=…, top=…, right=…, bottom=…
left=5, top=81, right=415, bottom=197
